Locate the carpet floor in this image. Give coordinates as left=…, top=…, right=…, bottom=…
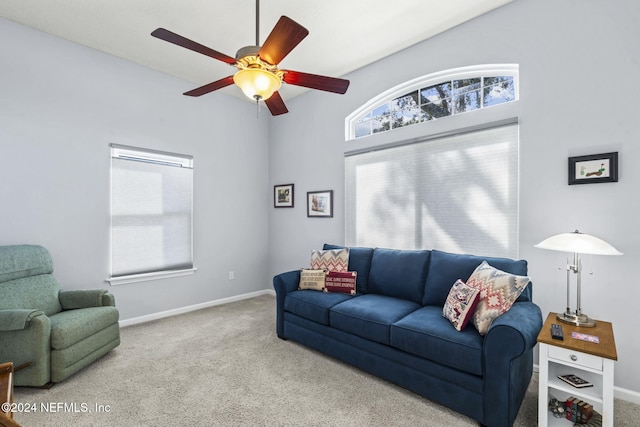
left=12, top=294, right=640, bottom=426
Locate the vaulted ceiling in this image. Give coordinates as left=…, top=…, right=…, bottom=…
left=1, top=0, right=513, bottom=100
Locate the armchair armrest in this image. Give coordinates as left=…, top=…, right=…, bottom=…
left=0, top=313, right=51, bottom=387
left=59, top=289, right=115, bottom=310
left=0, top=309, right=45, bottom=331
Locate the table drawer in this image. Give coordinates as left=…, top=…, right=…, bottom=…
left=549, top=345, right=602, bottom=371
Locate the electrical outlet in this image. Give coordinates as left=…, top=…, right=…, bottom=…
left=228, top=271, right=235, bottom=280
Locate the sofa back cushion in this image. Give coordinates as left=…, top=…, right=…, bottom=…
left=423, top=249, right=530, bottom=306
left=323, top=244, right=374, bottom=294
left=0, top=245, right=62, bottom=315
left=368, top=248, right=431, bottom=304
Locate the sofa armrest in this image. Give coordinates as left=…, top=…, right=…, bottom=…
left=273, top=270, right=301, bottom=339
left=486, top=301, right=542, bottom=351
left=0, top=309, right=45, bottom=331
left=273, top=270, right=300, bottom=295
left=482, top=301, right=542, bottom=427
left=59, top=289, right=115, bottom=309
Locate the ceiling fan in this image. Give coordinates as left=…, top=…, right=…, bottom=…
left=151, top=0, right=350, bottom=116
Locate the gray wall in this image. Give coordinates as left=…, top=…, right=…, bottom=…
left=0, top=18, right=270, bottom=320
left=268, top=0, right=640, bottom=397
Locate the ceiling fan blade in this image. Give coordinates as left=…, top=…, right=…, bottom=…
left=183, top=76, right=235, bottom=97
left=264, top=91, right=289, bottom=116
left=151, top=28, right=236, bottom=64
left=283, top=70, right=350, bottom=94
left=258, top=16, right=309, bottom=65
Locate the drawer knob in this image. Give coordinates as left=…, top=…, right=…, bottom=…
left=570, top=354, right=578, bottom=362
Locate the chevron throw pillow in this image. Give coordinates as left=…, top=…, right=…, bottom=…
left=310, top=249, right=349, bottom=272
left=467, top=261, right=530, bottom=335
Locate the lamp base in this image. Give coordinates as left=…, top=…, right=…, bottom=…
left=556, top=311, right=596, bottom=327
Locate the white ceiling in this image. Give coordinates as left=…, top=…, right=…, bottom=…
left=0, top=0, right=512, bottom=101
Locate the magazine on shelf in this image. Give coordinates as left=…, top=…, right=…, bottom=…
left=558, top=374, right=593, bottom=388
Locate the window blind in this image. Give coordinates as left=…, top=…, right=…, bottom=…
left=345, top=123, right=519, bottom=258
left=110, top=145, right=193, bottom=279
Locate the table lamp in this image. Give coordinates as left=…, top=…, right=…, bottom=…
left=535, top=230, right=622, bottom=327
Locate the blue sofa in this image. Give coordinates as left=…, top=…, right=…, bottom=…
left=273, top=244, right=543, bottom=427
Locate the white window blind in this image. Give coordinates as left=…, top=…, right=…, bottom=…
left=345, top=123, right=519, bottom=258
left=110, top=144, right=194, bottom=282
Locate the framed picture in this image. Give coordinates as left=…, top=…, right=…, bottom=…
left=307, top=190, right=333, bottom=218
left=274, top=184, right=294, bottom=208
left=568, top=152, right=618, bottom=185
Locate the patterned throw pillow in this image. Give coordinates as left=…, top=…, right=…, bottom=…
left=324, top=271, right=357, bottom=295
left=442, top=279, right=480, bottom=331
left=310, top=249, right=349, bottom=272
left=467, top=261, right=530, bottom=335
left=298, top=269, right=326, bottom=291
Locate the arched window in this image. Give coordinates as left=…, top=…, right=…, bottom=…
left=344, top=65, right=520, bottom=258
left=346, top=64, right=518, bottom=140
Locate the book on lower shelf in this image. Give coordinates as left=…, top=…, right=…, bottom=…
left=564, top=396, right=599, bottom=425
left=558, top=373, right=593, bottom=388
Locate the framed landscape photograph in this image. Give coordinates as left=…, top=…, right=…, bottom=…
left=568, top=152, right=618, bottom=185
left=274, top=184, right=294, bottom=208
left=307, top=190, right=333, bottom=218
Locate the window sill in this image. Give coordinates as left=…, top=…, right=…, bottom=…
left=107, top=268, right=197, bottom=286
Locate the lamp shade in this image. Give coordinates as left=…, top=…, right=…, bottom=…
left=535, top=230, right=622, bottom=256
left=233, top=68, right=281, bottom=101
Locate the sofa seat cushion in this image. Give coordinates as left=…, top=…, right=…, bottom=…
left=390, top=306, right=484, bottom=376
left=49, top=306, right=120, bottom=350
left=330, top=294, right=420, bottom=345
left=284, top=290, right=353, bottom=325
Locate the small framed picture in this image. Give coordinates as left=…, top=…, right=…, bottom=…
left=307, top=190, right=333, bottom=218
left=568, top=152, right=618, bottom=185
left=274, top=184, right=294, bottom=208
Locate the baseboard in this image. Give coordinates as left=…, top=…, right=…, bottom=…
left=119, top=289, right=275, bottom=328
left=614, top=386, right=640, bottom=405
left=533, top=363, right=640, bottom=405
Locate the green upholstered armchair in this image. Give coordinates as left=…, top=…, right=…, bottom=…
left=0, top=245, right=120, bottom=387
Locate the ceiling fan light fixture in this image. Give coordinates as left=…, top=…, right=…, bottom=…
left=233, top=68, right=281, bottom=101
left=151, top=6, right=348, bottom=115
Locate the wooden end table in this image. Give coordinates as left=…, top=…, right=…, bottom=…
left=537, top=312, right=617, bottom=427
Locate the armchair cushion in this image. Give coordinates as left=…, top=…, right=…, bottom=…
left=59, top=290, right=109, bottom=309
left=0, top=275, right=61, bottom=316
left=0, top=309, right=44, bottom=331
left=49, top=307, right=119, bottom=350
